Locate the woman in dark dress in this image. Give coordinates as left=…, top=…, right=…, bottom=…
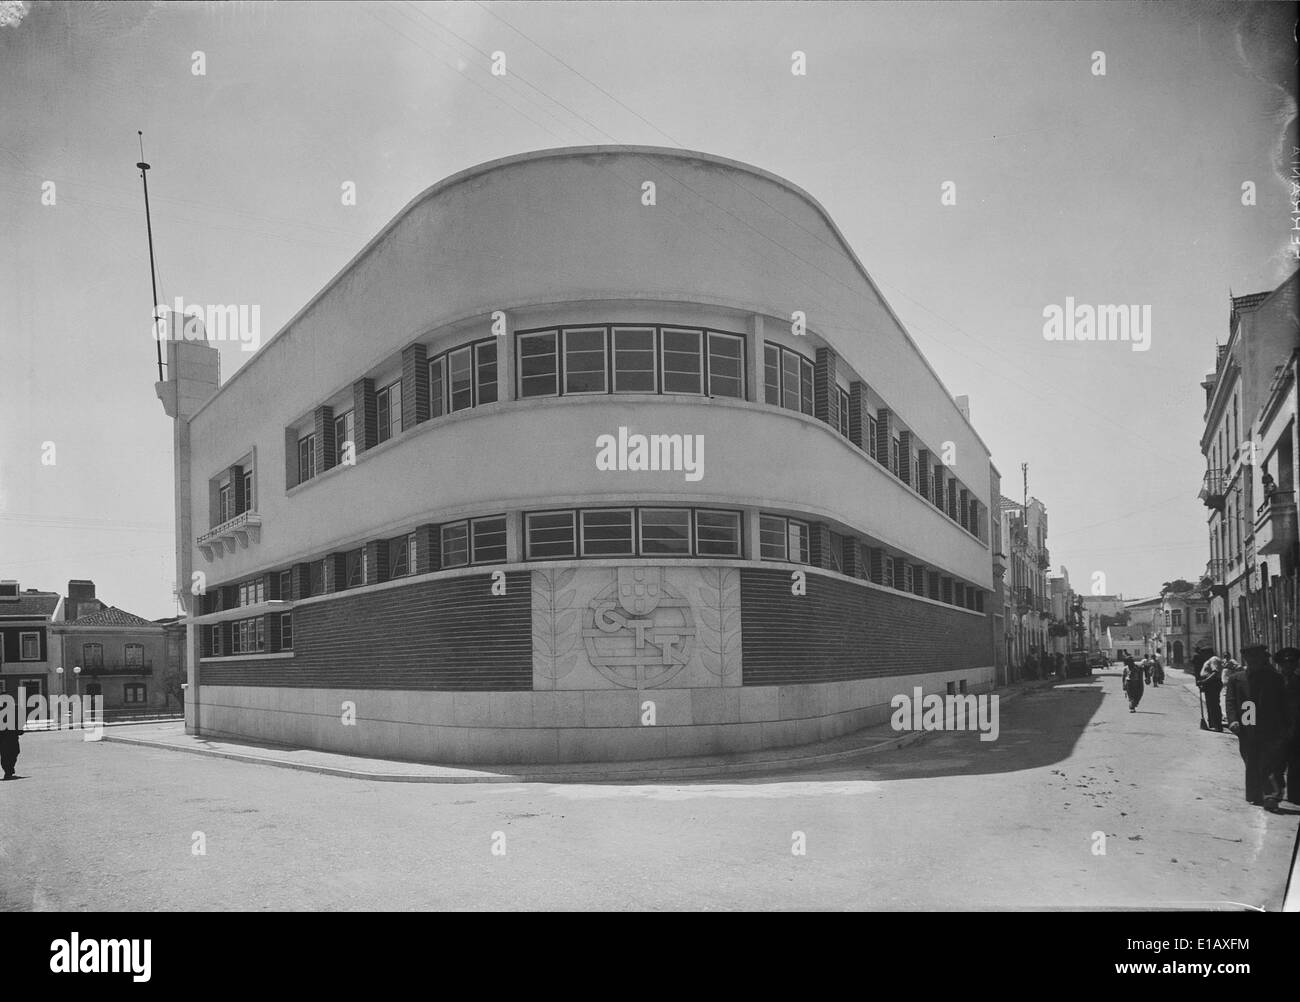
left=1122, top=657, right=1145, bottom=712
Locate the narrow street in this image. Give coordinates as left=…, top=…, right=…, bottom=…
left=2, top=667, right=1295, bottom=910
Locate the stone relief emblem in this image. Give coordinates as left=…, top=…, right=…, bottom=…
left=583, top=567, right=695, bottom=688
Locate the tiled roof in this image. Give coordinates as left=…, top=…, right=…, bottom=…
left=0, top=592, right=60, bottom=618
left=70, top=606, right=160, bottom=629
left=997, top=495, right=1022, bottom=514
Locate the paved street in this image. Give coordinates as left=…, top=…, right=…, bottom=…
left=1, top=667, right=1296, bottom=910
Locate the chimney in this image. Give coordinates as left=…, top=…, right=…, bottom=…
left=66, top=579, right=96, bottom=621
left=955, top=395, right=971, bottom=421
left=0, top=580, right=18, bottom=600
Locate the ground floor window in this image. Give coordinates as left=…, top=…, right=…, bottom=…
left=124, top=684, right=146, bottom=704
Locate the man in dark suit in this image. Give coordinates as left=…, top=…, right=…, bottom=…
left=1225, top=644, right=1287, bottom=811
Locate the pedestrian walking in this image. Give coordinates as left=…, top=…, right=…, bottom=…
left=1224, top=644, right=1287, bottom=811
left=1122, top=656, right=1144, bottom=712
left=1275, top=647, right=1300, bottom=805
left=1151, top=655, right=1164, bottom=687
left=0, top=723, right=21, bottom=780
left=1142, top=655, right=1153, bottom=685
left=1198, top=654, right=1224, bottom=731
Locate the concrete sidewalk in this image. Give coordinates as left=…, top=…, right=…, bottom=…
left=101, top=677, right=1058, bottom=783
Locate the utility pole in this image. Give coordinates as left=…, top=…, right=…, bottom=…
left=136, top=131, right=164, bottom=384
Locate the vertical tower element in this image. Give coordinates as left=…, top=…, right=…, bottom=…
left=156, top=334, right=220, bottom=735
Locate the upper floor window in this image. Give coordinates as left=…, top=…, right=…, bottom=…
left=432, top=341, right=497, bottom=414
left=440, top=517, right=507, bottom=569
left=377, top=381, right=402, bottom=443
left=280, top=613, right=293, bottom=651
left=309, top=559, right=325, bottom=597
left=695, top=510, right=742, bottom=557
left=613, top=327, right=656, bottom=393
left=124, top=643, right=144, bottom=667
left=219, top=482, right=233, bottom=523
left=334, top=410, right=354, bottom=466
left=242, top=470, right=253, bottom=512
left=1172, top=609, right=1183, bottom=627
left=238, top=578, right=265, bottom=607
left=345, top=549, right=365, bottom=588
left=564, top=328, right=607, bottom=394
left=518, top=331, right=559, bottom=398
left=891, top=437, right=900, bottom=477
left=764, top=344, right=814, bottom=416
left=389, top=533, right=415, bottom=578
left=19, top=631, right=39, bottom=660
left=759, top=514, right=809, bottom=563
left=82, top=643, right=103, bottom=668
left=517, top=326, right=745, bottom=401
left=639, top=508, right=691, bottom=555
left=837, top=387, right=850, bottom=439
left=1195, top=607, right=1208, bottom=625
left=470, top=517, right=508, bottom=564
left=661, top=329, right=703, bottom=394
left=524, top=507, right=741, bottom=560
left=581, top=509, right=635, bottom=557
left=706, top=333, right=744, bottom=399
left=298, top=434, right=317, bottom=484
left=525, top=510, right=576, bottom=559
left=279, top=570, right=292, bottom=600
left=868, top=415, right=878, bottom=460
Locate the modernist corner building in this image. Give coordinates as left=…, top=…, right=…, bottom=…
left=157, top=146, right=1000, bottom=764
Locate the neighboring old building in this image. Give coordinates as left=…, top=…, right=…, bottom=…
left=1104, top=626, right=1148, bottom=662
left=158, top=145, right=1000, bottom=765
left=1158, top=588, right=1212, bottom=668
left=1200, top=272, right=1299, bottom=659
left=999, top=495, right=1050, bottom=672
left=1078, top=594, right=1127, bottom=651
left=1251, top=346, right=1298, bottom=651
left=1124, top=595, right=1163, bottom=658
left=0, top=579, right=62, bottom=702
left=50, top=581, right=169, bottom=710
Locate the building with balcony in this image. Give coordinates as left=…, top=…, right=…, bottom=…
left=1156, top=589, right=1211, bottom=668
left=998, top=495, right=1049, bottom=673
left=48, top=581, right=171, bottom=710
left=1251, top=343, right=1297, bottom=650
left=0, top=579, right=62, bottom=704
left=1199, top=272, right=1299, bottom=659
left=156, top=146, right=999, bottom=765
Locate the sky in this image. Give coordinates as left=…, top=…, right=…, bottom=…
left=1, top=0, right=1296, bottom=618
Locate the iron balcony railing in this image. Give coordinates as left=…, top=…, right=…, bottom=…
left=1199, top=469, right=1226, bottom=509
left=79, top=660, right=154, bottom=677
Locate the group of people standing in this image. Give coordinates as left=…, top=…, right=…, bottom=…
left=1120, top=653, right=1165, bottom=711
left=1197, top=645, right=1300, bottom=813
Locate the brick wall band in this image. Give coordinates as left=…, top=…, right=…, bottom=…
left=739, top=567, right=991, bottom=685
left=199, top=572, right=532, bottom=690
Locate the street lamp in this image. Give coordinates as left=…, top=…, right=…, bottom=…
left=73, top=664, right=81, bottom=701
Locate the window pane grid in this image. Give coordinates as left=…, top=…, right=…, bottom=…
left=638, top=509, right=691, bottom=555
left=519, top=331, right=559, bottom=398
left=612, top=327, right=656, bottom=393
left=471, top=517, right=508, bottom=564
left=581, top=509, right=635, bottom=556
left=660, top=329, right=702, bottom=395
left=441, top=522, right=469, bottom=568
left=707, top=333, right=744, bottom=399
left=526, top=512, right=576, bottom=559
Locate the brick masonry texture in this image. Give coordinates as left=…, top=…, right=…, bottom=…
left=199, top=572, right=532, bottom=690
left=739, top=567, right=991, bottom=685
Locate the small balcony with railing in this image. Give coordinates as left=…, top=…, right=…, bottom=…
left=1255, top=489, right=1298, bottom=556
left=79, top=659, right=154, bottom=678
left=197, top=509, right=263, bottom=561
left=1199, top=469, right=1226, bottom=510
